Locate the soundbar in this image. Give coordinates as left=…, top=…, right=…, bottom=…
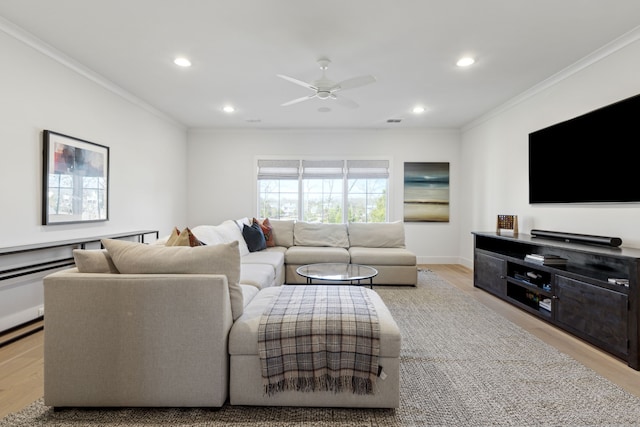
left=530, top=229, right=622, bottom=248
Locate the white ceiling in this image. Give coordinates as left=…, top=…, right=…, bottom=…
left=1, top=0, right=640, bottom=130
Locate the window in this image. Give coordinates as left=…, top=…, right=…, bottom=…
left=301, top=160, right=344, bottom=223
left=257, top=158, right=389, bottom=223
left=257, top=160, right=299, bottom=220
left=347, top=160, right=388, bottom=222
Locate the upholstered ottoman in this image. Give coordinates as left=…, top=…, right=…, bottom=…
left=228, top=285, right=401, bottom=408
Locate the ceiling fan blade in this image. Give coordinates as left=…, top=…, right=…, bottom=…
left=333, top=94, right=359, bottom=109
left=281, top=94, right=317, bottom=107
left=331, top=75, right=376, bottom=92
left=277, top=74, right=317, bottom=91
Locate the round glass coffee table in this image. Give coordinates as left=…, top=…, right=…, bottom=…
left=296, top=263, right=378, bottom=288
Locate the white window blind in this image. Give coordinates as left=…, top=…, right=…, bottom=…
left=257, top=159, right=300, bottom=179
left=301, top=160, right=345, bottom=179
left=347, top=160, right=389, bottom=179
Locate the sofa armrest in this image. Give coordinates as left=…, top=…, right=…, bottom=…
left=43, top=269, right=233, bottom=408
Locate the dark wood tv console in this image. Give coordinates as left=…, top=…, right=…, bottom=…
left=472, top=231, right=640, bottom=370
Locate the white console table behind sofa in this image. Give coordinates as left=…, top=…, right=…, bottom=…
left=0, top=230, right=158, bottom=340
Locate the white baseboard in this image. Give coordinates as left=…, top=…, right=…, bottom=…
left=416, top=256, right=473, bottom=270
left=0, top=306, right=42, bottom=334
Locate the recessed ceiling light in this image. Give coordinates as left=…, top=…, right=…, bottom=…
left=412, top=106, right=425, bottom=114
left=174, top=57, right=191, bottom=67
left=222, top=105, right=235, bottom=113
left=456, top=57, right=475, bottom=67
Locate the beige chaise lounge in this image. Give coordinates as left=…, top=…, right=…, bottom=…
left=229, top=286, right=401, bottom=408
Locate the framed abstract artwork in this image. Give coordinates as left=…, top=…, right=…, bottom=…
left=403, top=162, right=450, bottom=222
left=42, top=130, right=109, bottom=225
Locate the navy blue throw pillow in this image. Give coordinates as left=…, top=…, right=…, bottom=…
left=242, top=222, right=266, bottom=252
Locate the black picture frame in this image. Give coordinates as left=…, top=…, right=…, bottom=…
left=42, top=130, right=109, bottom=225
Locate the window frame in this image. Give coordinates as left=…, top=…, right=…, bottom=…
left=255, top=156, right=392, bottom=223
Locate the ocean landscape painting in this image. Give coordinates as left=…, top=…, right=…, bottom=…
left=403, top=162, right=450, bottom=222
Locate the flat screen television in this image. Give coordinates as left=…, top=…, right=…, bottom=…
left=528, top=93, right=640, bottom=204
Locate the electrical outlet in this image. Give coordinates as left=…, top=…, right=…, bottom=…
left=37, top=306, right=45, bottom=317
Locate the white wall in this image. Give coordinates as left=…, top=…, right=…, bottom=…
left=6, top=13, right=638, bottom=332
left=187, top=128, right=461, bottom=263
left=459, top=36, right=640, bottom=267
left=0, top=29, right=188, bottom=331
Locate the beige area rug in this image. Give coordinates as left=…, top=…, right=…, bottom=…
left=3, top=269, right=640, bottom=426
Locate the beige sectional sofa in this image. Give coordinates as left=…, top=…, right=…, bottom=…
left=186, top=218, right=417, bottom=287
left=43, top=219, right=412, bottom=409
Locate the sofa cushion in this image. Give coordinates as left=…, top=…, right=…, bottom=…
left=348, top=221, right=406, bottom=248
left=242, top=249, right=285, bottom=269
left=101, top=238, right=244, bottom=320
left=240, top=283, right=260, bottom=307
left=191, top=221, right=250, bottom=256
left=243, top=248, right=286, bottom=286
left=73, top=249, right=119, bottom=273
left=269, top=219, right=295, bottom=247
left=240, top=263, right=276, bottom=289
left=242, top=223, right=267, bottom=252
left=285, top=246, right=350, bottom=265
left=348, top=247, right=416, bottom=266
left=294, top=222, right=349, bottom=248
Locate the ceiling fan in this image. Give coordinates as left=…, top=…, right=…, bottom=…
left=277, top=58, right=376, bottom=109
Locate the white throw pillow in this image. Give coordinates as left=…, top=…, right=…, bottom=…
left=235, top=217, right=251, bottom=230
left=218, top=220, right=250, bottom=256
left=191, top=225, right=226, bottom=246
left=190, top=221, right=251, bottom=256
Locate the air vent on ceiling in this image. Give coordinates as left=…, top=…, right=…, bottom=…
left=387, top=119, right=402, bottom=123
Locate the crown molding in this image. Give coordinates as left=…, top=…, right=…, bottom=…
left=0, top=16, right=185, bottom=129
left=462, top=25, right=640, bottom=133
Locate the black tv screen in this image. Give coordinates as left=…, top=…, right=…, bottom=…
left=529, top=93, right=640, bottom=204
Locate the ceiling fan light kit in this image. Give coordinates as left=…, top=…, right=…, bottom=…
left=278, top=58, right=376, bottom=109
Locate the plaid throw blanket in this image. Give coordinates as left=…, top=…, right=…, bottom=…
left=258, top=285, right=380, bottom=396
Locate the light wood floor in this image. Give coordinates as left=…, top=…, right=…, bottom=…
left=0, top=322, right=44, bottom=419
left=1, top=264, right=639, bottom=419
